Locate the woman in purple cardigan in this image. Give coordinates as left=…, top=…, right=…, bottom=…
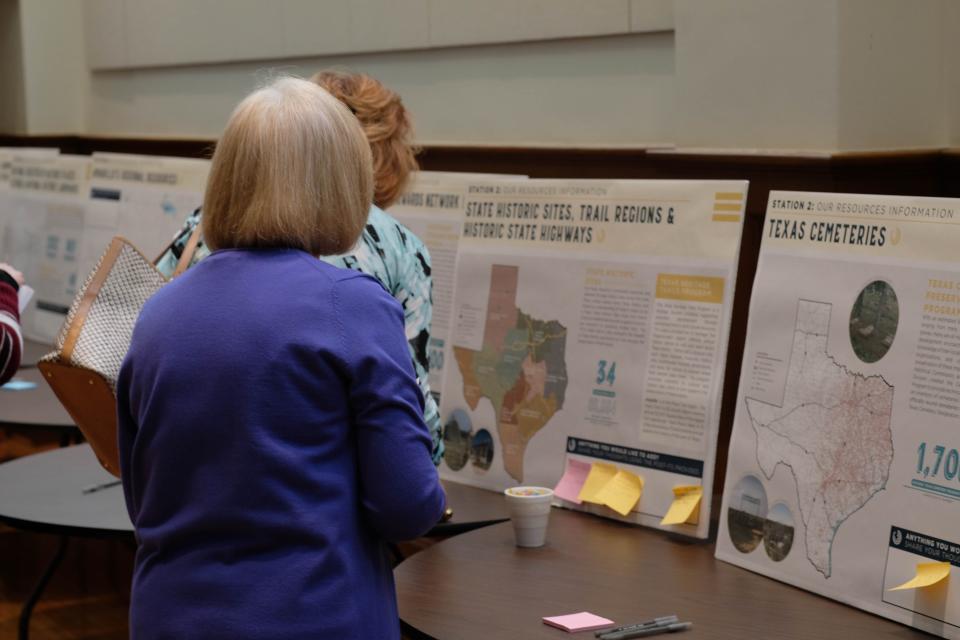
left=117, top=77, right=445, bottom=640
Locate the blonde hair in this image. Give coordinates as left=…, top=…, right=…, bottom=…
left=311, top=71, right=418, bottom=210
left=203, top=77, right=373, bottom=256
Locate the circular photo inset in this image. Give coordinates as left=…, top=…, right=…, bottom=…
left=469, top=428, right=494, bottom=471
left=442, top=409, right=472, bottom=471
left=849, top=280, right=898, bottom=363
left=727, top=474, right=769, bottom=554
left=763, top=502, right=795, bottom=562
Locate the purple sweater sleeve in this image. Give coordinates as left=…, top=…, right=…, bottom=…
left=333, top=274, right=446, bottom=542
left=0, top=280, right=22, bottom=385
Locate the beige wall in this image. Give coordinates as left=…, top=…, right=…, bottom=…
left=87, top=33, right=676, bottom=146
left=0, top=0, right=26, bottom=133
left=673, top=0, right=840, bottom=151
left=19, top=0, right=87, bottom=134
left=946, top=0, right=960, bottom=146
left=3, top=0, right=958, bottom=151
left=82, top=0, right=673, bottom=70
left=837, top=0, right=943, bottom=151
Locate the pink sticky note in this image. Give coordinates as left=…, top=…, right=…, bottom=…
left=553, top=458, right=592, bottom=504
left=543, top=612, right=616, bottom=633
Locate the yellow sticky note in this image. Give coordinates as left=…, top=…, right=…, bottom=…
left=594, top=470, right=644, bottom=516
left=889, top=562, right=951, bottom=591
left=578, top=462, right=617, bottom=504
left=660, top=486, right=703, bottom=525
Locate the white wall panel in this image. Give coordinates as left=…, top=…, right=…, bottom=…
left=349, top=0, right=429, bottom=53
left=280, top=0, right=354, bottom=58
left=82, top=0, right=126, bottom=69
left=838, top=0, right=943, bottom=150
left=674, top=0, right=840, bottom=151
left=87, top=33, right=675, bottom=147
left=429, top=0, right=629, bottom=48
left=943, top=0, right=960, bottom=147
left=124, top=0, right=284, bottom=68
left=19, top=0, right=87, bottom=134
left=19, top=0, right=960, bottom=152
left=629, top=0, right=673, bottom=33
left=85, top=0, right=638, bottom=71
left=0, top=0, right=27, bottom=133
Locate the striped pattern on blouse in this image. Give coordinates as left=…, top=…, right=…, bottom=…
left=0, top=277, right=22, bottom=385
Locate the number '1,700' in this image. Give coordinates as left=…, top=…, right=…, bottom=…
left=917, top=442, right=960, bottom=481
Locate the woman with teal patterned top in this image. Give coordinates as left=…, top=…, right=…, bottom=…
left=156, top=71, right=442, bottom=464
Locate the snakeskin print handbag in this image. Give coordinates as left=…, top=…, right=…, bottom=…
left=38, top=227, right=202, bottom=476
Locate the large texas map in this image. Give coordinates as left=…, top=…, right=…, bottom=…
left=453, top=265, right=568, bottom=482
left=745, top=299, right=894, bottom=578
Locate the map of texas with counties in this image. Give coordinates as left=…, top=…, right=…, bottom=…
left=454, top=264, right=568, bottom=482
left=745, top=299, right=894, bottom=578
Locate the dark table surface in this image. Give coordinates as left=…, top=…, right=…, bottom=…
left=0, top=367, right=74, bottom=430
left=21, top=339, right=53, bottom=368
left=0, top=443, right=130, bottom=537
left=431, top=480, right=509, bottom=536
left=0, top=444, right=509, bottom=538
left=395, top=507, right=928, bottom=640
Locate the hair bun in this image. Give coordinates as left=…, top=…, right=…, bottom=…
left=311, top=71, right=418, bottom=209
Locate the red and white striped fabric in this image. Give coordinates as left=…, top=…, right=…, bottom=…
left=0, top=279, right=22, bottom=385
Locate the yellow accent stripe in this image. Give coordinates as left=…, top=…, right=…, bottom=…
left=714, top=202, right=741, bottom=212
left=715, top=192, right=743, bottom=201
left=712, top=213, right=741, bottom=223
left=656, top=273, right=725, bottom=303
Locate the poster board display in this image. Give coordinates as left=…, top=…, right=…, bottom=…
left=88, top=152, right=210, bottom=260
left=2, top=154, right=91, bottom=342
left=0, top=147, right=61, bottom=319
left=389, top=171, right=526, bottom=397
left=716, top=191, right=960, bottom=638
left=438, top=179, right=747, bottom=538
left=0, top=147, right=59, bottom=189
left=0, top=147, right=61, bottom=303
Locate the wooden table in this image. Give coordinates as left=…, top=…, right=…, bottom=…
left=396, top=507, right=927, bottom=639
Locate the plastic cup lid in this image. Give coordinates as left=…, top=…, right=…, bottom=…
left=504, top=486, right=553, bottom=498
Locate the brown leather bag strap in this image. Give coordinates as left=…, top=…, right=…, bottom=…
left=173, top=222, right=203, bottom=278
left=61, top=238, right=126, bottom=361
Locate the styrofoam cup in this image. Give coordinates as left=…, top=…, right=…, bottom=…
left=504, top=486, right=553, bottom=547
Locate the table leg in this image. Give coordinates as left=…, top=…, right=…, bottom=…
left=18, top=535, right=68, bottom=640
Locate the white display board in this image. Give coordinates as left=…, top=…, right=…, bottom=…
left=2, top=154, right=91, bottom=342
left=0, top=148, right=61, bottom=313
left=716, top=191, right=960, bottom=638
left=88, top=152, right=210, bottom=261
left=0, top=147, right=59, bottom=189
left=389, top=171, right=526, bottom=396
left=0, top=151, right=209, bottom=344
left=439, top=179, right=747, bottom=538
